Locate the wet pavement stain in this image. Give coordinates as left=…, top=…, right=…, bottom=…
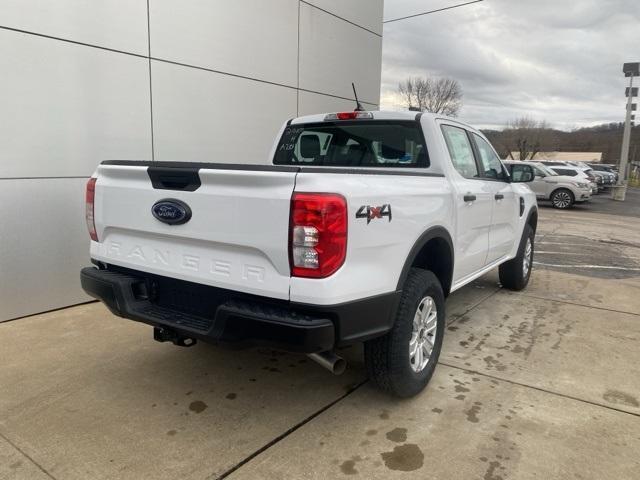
left=366, top=429, right=378, bottom=436
left=432, top=407, right=443, bottom=414
left=483, top=460, right=504, bottom=480
left=603, top=389, right=639, bottom=407
left=385, top=427, right=408, bottom=443
left=226, top=392, right=237, bottom=400
left=551, top=322, right=574, bottom=350
left=380, top=444, right=424, bottom=472
left=166, top=430, right=177, bottom=436
left=379, top=410, right=390, bottom=420
left=483, top=355, right=507, bottom=372
left=339, top=460, right=357, bottom=475
left=188, top=400, right=208, bottom=413
left=465, top=404, right=481, bottom=423
left=340, top=456, right=363, bottom=475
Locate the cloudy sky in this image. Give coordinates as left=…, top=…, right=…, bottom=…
left=381, top=0, right=640, bottom=130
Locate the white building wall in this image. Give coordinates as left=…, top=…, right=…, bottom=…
left=0, top=0, right=383, bottom=322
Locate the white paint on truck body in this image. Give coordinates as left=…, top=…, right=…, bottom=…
left=89, top=111, right=537, bottom=305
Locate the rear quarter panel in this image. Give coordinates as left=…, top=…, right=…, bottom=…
left=290, top=171, right=454, bottom=305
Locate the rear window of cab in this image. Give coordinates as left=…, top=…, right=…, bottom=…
left=273, top=120, right=429, bottom=168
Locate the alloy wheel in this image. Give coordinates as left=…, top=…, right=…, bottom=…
left=553, top=191, right=571, bottom=208
left=522, top=237, right=532, bottom=277
left=409, top=296, right=438, bottom=373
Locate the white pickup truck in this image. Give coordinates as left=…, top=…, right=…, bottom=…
left=81, top=111, right=538, bottom=397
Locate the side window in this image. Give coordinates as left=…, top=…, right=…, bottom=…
left=553, top=168, right=577, bottom=177
left=472, top=134, right=506, bottom=180
left=533, top=166, right=546, bottom=177
left=441, top=125, right=479, bottom=178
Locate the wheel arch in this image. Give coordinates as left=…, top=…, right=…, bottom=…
left=397, top=226, right=454, bottom=297
left=526, top=206, right=538, bottom=234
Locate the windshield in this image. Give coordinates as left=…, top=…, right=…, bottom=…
left=273, top=120, right=429, bottom=168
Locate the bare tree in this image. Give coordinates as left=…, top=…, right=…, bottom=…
left=484, top=121, right=639, bottom=163
left=398, top=77, right=463, bottom=116
left=501, top=117, right=554, bottom=160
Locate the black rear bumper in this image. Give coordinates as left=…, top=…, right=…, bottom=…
left=80, top=265, right=399, bottom=354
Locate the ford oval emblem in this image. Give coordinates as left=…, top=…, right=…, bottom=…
left=151, top=199, right=192, bottom=225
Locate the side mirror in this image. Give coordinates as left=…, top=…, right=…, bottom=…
left=510, top=164, right=535, bottom=183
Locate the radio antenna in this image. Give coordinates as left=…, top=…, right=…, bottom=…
left=352, top=83, right=365, bottom=111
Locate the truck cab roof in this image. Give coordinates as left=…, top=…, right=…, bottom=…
left=291, top=110, right=472, bottom=127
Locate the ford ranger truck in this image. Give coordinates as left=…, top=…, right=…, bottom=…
left=81, top=111, right=538, bottom=398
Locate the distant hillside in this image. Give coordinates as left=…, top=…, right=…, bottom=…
left=483, top=123, right=640, bottom=164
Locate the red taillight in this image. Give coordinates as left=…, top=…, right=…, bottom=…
left=290, top=193, right=347, bottom=278
left=324, top=111, right=374, bottom=121
left=337, top=112, right=358, bottom=120
left=85, top=177, right=98, bottom=242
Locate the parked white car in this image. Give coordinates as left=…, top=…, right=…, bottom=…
left=504, top=161, right=591, bottom=209
left=547, top=165, right=598, bottom=195
left=80, top=110, right=538, bottom=398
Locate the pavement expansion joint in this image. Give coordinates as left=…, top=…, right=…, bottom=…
left=440, top=362, right=640, bottom=419
left=211, top=379, right=369, bottom=480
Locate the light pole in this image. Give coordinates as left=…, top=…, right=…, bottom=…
left=613, top=62, right=639, bottom=201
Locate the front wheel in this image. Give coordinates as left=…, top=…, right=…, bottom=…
left=551, top=188, right=574, bottom=209
left=364, top=269, right=445, bottom=398
left=499, top=224, right=534, bottom=291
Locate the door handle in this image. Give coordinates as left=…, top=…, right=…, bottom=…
left=463, top=194, right=476, bottom=202
left=494, top=194, right=504, bottom=200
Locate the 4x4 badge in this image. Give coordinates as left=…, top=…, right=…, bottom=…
left=356, top=204, right=392, bottom=224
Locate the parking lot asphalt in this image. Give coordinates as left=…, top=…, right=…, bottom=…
left=2, top=190, right=640, bottom=480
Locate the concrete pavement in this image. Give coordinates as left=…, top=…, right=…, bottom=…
left=1, top=193, right=639, bottom=480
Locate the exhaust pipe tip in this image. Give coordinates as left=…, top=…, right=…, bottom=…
left=332, top=357, right=347, bottom=375
left=308, top=351, right=346, bottom=375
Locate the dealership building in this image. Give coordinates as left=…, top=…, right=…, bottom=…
left=0, top=1, right=383, bottom=321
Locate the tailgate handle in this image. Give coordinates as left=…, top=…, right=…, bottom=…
left=148, top=167, right=201, bottom=192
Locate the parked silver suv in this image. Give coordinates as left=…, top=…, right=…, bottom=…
left=505, top=161, right=591, bottom=209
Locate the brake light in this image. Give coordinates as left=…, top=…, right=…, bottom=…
left=324, top=111, right=374, bottom=121
left=290, top=193, right=347, bottom=278
left=85, top=177, right=98, bottom=242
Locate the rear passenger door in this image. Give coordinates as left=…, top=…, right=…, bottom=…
left=441, top=124, right=493, bottom=282
left=471, top=134, right=518, bottom=264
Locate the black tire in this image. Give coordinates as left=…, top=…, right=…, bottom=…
left=364, top=269, right=445, bottom=398
left=550, top=188, right=574, bottom=209
left=499, top=224, right=534, bottom=291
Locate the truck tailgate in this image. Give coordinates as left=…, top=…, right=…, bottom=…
left=90, top=162, right=298, bottom=300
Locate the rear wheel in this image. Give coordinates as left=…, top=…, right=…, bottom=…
left=499, top=224, right=534, bottom=291
left=550, top=188, right=574, bottom=209
left=364, top=269, right=445, bottom=398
